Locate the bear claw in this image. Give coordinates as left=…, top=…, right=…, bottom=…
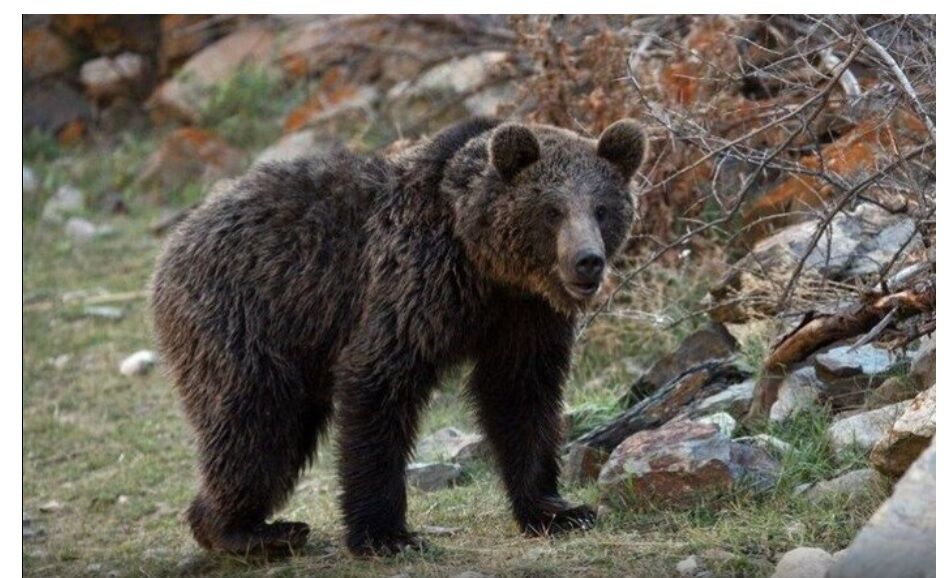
left=347, top=530, right=429, bottom=557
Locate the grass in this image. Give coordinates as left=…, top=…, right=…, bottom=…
left=23, top=98, right=885, bottom=577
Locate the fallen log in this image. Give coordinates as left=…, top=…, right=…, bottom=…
left=746, top=285, right=935, bottom=420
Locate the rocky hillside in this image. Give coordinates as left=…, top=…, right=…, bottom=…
left=23, top=15, right=934, bottom=578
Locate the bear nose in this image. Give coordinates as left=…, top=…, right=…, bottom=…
left=574, top=250, right=605, bottom=283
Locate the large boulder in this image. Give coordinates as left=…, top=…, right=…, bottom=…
left=598, top=420, right=779, bottom=506
left=827, top=441, right=935, bottom=578
left=870, top=387, right=935, bottom=477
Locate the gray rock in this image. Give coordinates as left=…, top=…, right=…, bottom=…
left=416, top=427, right=488, bottom=466
left=828, top=402, right=910, bottom=455
left=23, top=166, right=38, bottom=196
left=827, top=442, right=935, bottom=578
left=401, top=51, right=508, bottom=96
left=909, top=336, right=935, bottom=390
left=42, top=185, right=84, bottom=223
left=63, top=217, right=98, bottom=242
left=801, top=469, right=888, bottom=502
left=80, top=52, right=146, bottom=99
left=676, top=554, right=703, bottom=576
left=694, top=379, right=755, bottom=418
left=406, top=462, right=462, bottom=491
left=870, top=387, right=935, bottom=476
left=815, top=344, right=904, bottom=406
left=82, top=306, right=125, bottom=321
left=770, top=367, right=823, bottom=422
left=119, top=350, right=159, bottom=377
left=772, top=547, right=833, bottom=578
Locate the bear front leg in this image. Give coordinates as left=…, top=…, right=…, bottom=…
left=335, top=349, right=437, bottom=556
left=468, top=303, right=596, bottom=536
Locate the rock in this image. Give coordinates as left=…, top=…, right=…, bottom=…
left=695, top=412, right=737, bottom=437
left=463, top=83, right=517, bottom=116
left=253, top=129, right=332, bottom=166
left=770, top=367, right=824, bottom=422
left=23, top=26, right=76, bottom=81
left=709, top=204, right=923, bottom=323
left=621, top=322, right=739, bottom=406
left=694, top=378, right=755, bottom=418
left=870, top=387, right=935, bottom=477
left=51, top=354, right=71, bottom=370
left=416, top=427, right=488, bottom=466
left=676, top=554, right=703, bottom=576
left=283, top=83, right=379, bottom=134
left=801, top=469, right=888, bottom=502
left=406, top=462, right=462, bottom=491
left=827, top=442, right=935, bottom=578
left=158, top=15, right=217, bottom=75
left=828, top=402, right=910, bottom=455
left=135, top=128, right=244, bottom=192
left=147, top=25, right=278, bottom=123
left=41, top=185, right=84, bottom=223
left=409, top=51, right=508, bottom=96
left=23, top=81, right=92, bottom=135
left=598, top=420, right=778, bottom=506
left=64, top=217, right=113, bottom=242
left=119, top=350, right=159, bottom=377
left=80, top=52, right=146, bottom=100
left=733, top=434, right=794, bottom=456
left=866, top=375, right=926, bottom=409
left=23, top=167, right=39, bottom=196
left=562, top=443, right=609, bottom=485
left=420, top=525, right=460, bottom=536
left=82, top=306, right=125, bottom=321
left=39, top=500, right=62, bottom=513
left=772, top=547, right=833, bottom=578
left=815, top=343, right=904, bottom=408
left=451, top=572, right=494, bottom=578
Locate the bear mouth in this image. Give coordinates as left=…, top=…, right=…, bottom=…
left=564, top=281, right=600, bottom=300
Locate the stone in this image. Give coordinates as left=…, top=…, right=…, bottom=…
left=694, top=378, right=754, bottom=418
left=866, top=375, right=926, bottom=409
left=135, top=128, right=244, bottom=192
left=23, top=26, right=76, bottom=81
left=828, top=402, right=910, bottom=455
left=772, top=547, right=833, bottom=578
left=451, top=572, right=494, bottom=578
left=696, top=412, right=737, bottom=438
left=148, top=26, right=277, bottom=123
left=770, top=366, right=824, bottom=422
left=562, top=443, right=610, bottom=485
left=870, top=387, right=935, bottom=477
left=827, top=442, right=935, bottom=578
left=23, top=167, right=39, bottom=196
left=622, top=323, right=739, bottom=405
left=400, top=51, right=508, bottom=96
left=420, top=525, right=460, bottom=536
left=282, top=84, right=379, bottom=134
left=82, top=306, right=125, bottom=321
left=119, top=350, right=159, bottom=377
left=909, top=337, right=935, bottom=390
left=63, top=217, right=102, bottom=242
left=406, top=462, right=462, bottom=491
left=801, top=469, right=888, bottom=502
left=80, top=52, right=146, bottom=100
left=676, top=555, right=702, bottom=576
left=815, top=343, right=905, bottom=408
left=598, top=420, right=779, bottom=506
left=253, top=129, right=332, bottom=166
left=39, top=500, right=62, bottom=513
left=158, top=15, right=217, bottom=75
left=41, top=185, right=84, bottom=223
left=416, top=427, right=488, bottom=466
left=23, top=81, right=92, bottom=135
left=464, top=83, right=517, bottom=116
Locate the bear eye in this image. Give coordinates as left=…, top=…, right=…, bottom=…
left=594, top=205, right=608, bottom=222
left=545, top=206, right=563, bottom=221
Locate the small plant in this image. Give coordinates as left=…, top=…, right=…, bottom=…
left=198, top=66, right=295, bottom=151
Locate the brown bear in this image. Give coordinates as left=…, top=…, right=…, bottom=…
left=151, top=116, right=648, bottom=556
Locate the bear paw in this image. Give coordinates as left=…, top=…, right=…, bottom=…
left=347, top=530, right=429, bottom=557
left=522, top=501, right=597, bottom=536
left=211, top=520, right=310, bottom=556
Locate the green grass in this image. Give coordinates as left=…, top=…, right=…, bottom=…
left=23, top=124, right=884, bottom=577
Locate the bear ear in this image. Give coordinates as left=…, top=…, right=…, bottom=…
left=597, top=119, right=648, bottom=180
left=489, top=124, right=540, bottom=182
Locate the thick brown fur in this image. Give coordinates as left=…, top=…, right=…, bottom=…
left=151, top=117, right=647, bottom=557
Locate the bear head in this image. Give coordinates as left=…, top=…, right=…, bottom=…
left=450, top=119, right=648, bottom=314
